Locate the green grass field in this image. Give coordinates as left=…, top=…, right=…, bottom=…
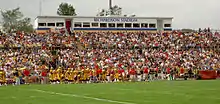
left=0, top=80, right=220, bottom=104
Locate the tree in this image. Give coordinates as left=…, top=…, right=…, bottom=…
left=181, top=29, right=196, bottom=33
left=96, top=9, right=108, bottom=16
left=97, top=5, right=126, bottom=16
left=57, top=3, right=77, bottom=16
left=17, top=17, right=33, bottom=32
left=111, top=5, right=122, bottom=15
left=0, top=7, right=33, bottom=33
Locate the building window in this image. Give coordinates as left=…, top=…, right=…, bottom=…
left=149, top=24, right=156, bottom=28
left=125, top=23, right=132, bottom=28
left=38, top=23, right=46, bottom=26
left=83, top=22, right=90, bottom=27
left=56, top=22, right=64, bottom=27
left=74, top=22, right=82, bottom=27
left=100, top=23, right=107, bottom=27
left=133, top=23, right=140, bottom=28
left=117, top=23, right=124, bottom=28
left=91, top=23, right=99, bottom=27
left=141, top=23, right=148, bottom=28
left=47, top=23, right=55, bottom=26
left=164, top=24, right=171, bottom=27
left=108, top=23, right=115, bottom=28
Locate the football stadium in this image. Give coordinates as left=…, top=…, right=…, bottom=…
left=0, top=0, right=220, bottom=104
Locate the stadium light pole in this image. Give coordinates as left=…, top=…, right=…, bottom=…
left=39, top=0, right=44, bottom=16
left=109, top=0, right=112, bottom=15
left=109, top=0, right=112, bottom=10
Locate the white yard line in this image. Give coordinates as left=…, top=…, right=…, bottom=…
left=31, top=89, right=136, bottom=104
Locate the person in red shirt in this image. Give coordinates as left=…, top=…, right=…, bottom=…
left=95, top=69, right=100, bottom=81
left=155, top=67, right=159, bottom=72
left=23, top=69, right=30, bottom=84
left=117, top=69, right=124, bottom=81
left=98, top=69, right=102, bottom=75
left=129, top=68, right=136, bottom=82
left=180, top=67, right=185, bottom=76
left=98, top=68, right=102, bottom=81
left=166, top=68, right=171, bottom=74
left=143, top=67, right=149, bottom=81
left=41, top=70, right=48, bottom=84
left=94, top=68, right=102, bottom=82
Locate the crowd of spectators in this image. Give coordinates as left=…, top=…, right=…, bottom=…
left=0, top=30, right=220, bottom=83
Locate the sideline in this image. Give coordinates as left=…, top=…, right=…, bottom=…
left=30, top=89, right=136, bottom=104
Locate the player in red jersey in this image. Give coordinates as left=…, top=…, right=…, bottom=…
left=143, top=67, right=149, bottom=81
left=23, top=69, right=30, bottom=84
left=98, top=68, right=102, bottom=82
left=129, top=68, right=136, bottom=82
left=119, top=69, right=125, bottom=82
left=180, top=67, right=185, bottom=76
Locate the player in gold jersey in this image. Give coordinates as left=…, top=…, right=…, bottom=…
left=85, top=68, right=90, bottom=83
left=65, top=69, right=70, bottom=84
left=68, top=69, right=74, bottom=84
left=82, top=68, right=88, bottom=83
left=60, top=70, right=65, bottom=84
left=49, top=70, right=53, bottom=84
left=101, top=69, right=107, bottom=83
left=114, top=71, right=119, bottom=82
left=52, top=70, right=57, bottom=84
left=78, top=70, right=83, bottom=83
left=0, top=70, right=6, bottom=86
left=56, top=68, right=62, bottom=84
left=73, top=69, right=78, bottom=83
left=67, top=70, right=72, bottom=84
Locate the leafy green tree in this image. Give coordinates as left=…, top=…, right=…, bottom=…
left=96, top=9, right=108, bottom=16
left=0, top=7, right=33, bottom=33
left=17, top=17, right=33, bottom=32
left=111, top=5, right=122, bottom=15
left=97, top=5, right=123, bottom=16
left=57, top=3, right=77, bottom=16
left=181, top=29, right=196, bottom=33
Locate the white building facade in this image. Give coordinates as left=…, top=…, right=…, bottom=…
left=35, top=16, right=173, bottom=33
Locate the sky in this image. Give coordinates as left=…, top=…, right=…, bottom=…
left=0, top=0, right=219, bottom=29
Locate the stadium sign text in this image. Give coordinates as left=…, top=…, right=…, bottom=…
left=94, top=17, right=138, bottom=22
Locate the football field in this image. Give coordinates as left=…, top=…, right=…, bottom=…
left=0, top=80, right=220, bottom=104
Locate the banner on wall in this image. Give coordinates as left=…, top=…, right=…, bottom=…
left=199, top=70, right=217, bottom=80
left=94, top=17, right=138, bottom=22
